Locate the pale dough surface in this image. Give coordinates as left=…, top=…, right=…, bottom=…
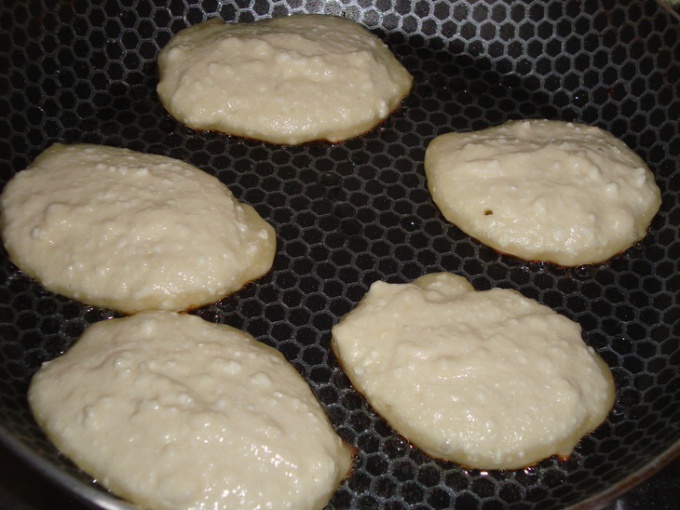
left=0, top=144, right=275, bottom=314
left=424, top=120, right=662, bottom=266
left=29, top=312, right=353, bottom=510
left=331, top=273, right=615, bottom=469
left=157, top=15, right=413, bottom=145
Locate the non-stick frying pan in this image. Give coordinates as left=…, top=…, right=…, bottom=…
left=0, top=1, right=678, bottom=509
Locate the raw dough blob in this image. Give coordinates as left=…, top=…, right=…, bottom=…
left=29, top=312, right=353, bottom=510
left=157, top=15, right=413, bottom=145
left=0, top=144, right=276, bottom=314
left=332, top=272, right=616, bottom=469
left=424, top=120, right=662, bottom=266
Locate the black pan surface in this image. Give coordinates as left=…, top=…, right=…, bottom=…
left=0, top=1, right=678, bottom=509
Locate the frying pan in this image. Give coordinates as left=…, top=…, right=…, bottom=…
left=0, top=0, right=678, bottom=508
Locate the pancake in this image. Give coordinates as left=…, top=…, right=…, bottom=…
left=157, top=15, right=413, bottom=145
left=0, top=143, right=276, bottom=314
left=424, top=120, right=662, bottom=266
left=29, top=311, right=353, bottom=510
left=331, top=272, right=616, bottom=469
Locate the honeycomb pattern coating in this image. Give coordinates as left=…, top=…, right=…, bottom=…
left=0, top=1, right=679, bottom=509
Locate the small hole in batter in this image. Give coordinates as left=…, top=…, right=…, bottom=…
left=484, top=209, right=493, bottom=215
